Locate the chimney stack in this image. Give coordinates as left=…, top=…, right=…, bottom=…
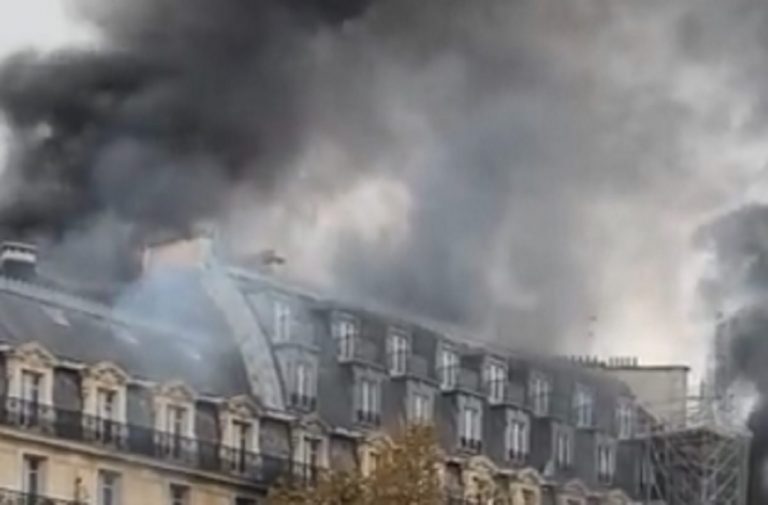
left=0, top=242, right=38, bottom=281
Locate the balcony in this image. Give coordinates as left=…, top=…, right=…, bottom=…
left=0, top=487, right=78, bottom=505
left=288, top=393, right=317, bottom=412
left=355, top=409, right=381, bottom=426
left=0, top=397, right=314, bottom=487
left=458, top=437, right=483, bottom=453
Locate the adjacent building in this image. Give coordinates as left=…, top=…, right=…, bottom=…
left=0, top=238, right=648, bottom=505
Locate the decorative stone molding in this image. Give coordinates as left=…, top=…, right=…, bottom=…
left=6, top=342, right=56, bottom=404
left=510, top=467, right=544, bottom=504
left=220, top=395, right=261, bottom=451
left=463, top=455, right=499, bottom=501
left=603, top=489, right=631, bottom=505
left=559, top=479, right=588, bottom=505
left=292, top=417, right=330, bottom=470
left=359, top=431, right=393, bottom=476
left=153, top=381, right=197, bottom=437
left=82, top=361, right=129, bottom=423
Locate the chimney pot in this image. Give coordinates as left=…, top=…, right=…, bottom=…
left=0, top=241, right=37, bottom=281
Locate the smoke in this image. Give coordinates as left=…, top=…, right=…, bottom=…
left=2, top=0, right=768, bottom=360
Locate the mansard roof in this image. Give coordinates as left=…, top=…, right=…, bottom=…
left=0, top=277, right=250, bottom=398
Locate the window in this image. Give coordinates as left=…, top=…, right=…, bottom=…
left=290, top=361, right=316, bottom=410
left=388, top=330, right=409, bottom=376
left=574, top=384, right=594, bottom=428
left=529, top=373, right=551, bottom=417
left=23, top=455, right=46, bottom=496
left=485, top=361, right=506, bottom=404
left=617, top=398, right=634, bottom=439
left=20, top=370, right=45, bottom=426
left=459, top=403, right=482, bottom=451
left=554, top=424, right=574, bottom=468
left=334, top=317, right=358, bottom=360
left=231, top=420, right=253, bottom=473
left=164, top=405, right=191, bottom=460
left=298, top=436, right=322, bottom=483
left=97, top=389, right=117, bottom=420
left=597, top=439, right=616, bottom=484
left=274, top=300, right=291, bottom=342
left=356, top=378, right=380, bottom=424
left=506, top=410, right=530, bottom=461
left=167, top=405, right=189, bottom=436
left=96, top=388, right=120, bottom=443
left=21, top=370, right=43, bottom=404
left=411, top=391, right=432, bottom=423
left=438, top=347, right=459, bottom=390
left=98, top=471, right=121, bottom=505
left=169, top=484, right=189, bottom=505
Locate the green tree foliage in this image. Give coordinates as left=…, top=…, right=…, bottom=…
left=268, top=424, right=444, bottom=505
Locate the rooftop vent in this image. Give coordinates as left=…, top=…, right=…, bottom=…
left=0, top=242, right=37, bottom=281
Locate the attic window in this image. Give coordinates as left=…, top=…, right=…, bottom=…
left=42, top=306, right=70, bottom=327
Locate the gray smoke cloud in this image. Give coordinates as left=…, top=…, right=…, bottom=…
left=1, top=1, right=768, bottom=359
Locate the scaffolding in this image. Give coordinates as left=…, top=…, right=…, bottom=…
left=637, top=396, right=751, bottom=505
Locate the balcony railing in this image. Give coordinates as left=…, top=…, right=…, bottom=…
left=0, top=397, right=314, bottom=487
left=0, top=487, right=78, bottom=505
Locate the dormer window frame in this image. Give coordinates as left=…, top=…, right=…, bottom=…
left=288, top=359, right=317, bottom=411
left=220, top=396, right=261, bottom=477
left=153, top=382, right=197, bottom=463
left=529, top=371, right=552, bottom=417
left=273, top=298, right=292, bottom=343
left=616, top=397, right=635, bottom=440
left=505, top=408, right=530, bottom=463
left=6, top=343, right=57, bottom=429
left=333, top=313, right=359, bottom=362
left=438, top=344, right=460, bottom=391
left=387, top=327, right=410, bottom=377
left=484, top=358, right=507, bottom=405
left=573, top=383, right=594, bottom=429
left=82, top=362, right=130, bottom=446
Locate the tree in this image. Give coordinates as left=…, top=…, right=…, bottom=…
left=268, top=424, right=444, bottom=505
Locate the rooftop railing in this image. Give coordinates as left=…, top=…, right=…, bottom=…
left=0, top=397, right=314, bottom=488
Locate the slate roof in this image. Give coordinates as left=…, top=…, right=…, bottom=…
left=0, top=277, right=250, bottom=398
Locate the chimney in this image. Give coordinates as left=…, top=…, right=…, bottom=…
left=0, top=241, right=38, bottom=280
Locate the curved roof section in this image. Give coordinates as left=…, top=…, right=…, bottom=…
left=0, top=275, right=250, bottom=397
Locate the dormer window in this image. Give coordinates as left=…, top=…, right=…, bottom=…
left=484, top=360, right=506, bottom=404
left=438, top=346, right=459, bottom=390
left=274, top=300, right=291, bottom=343
left=574, top=384, right=594, bottom=428
left=597, top=436, right=617, bottom=484
left=334, top=315, right=358, bottom=361
left=7, top=343, right=56, bottom=430
left=529, top=372, right=551, bottom=417
left=387, top=329, right=409, bottom=376
left=617, top=398, right=635, bottom=439
left=459, top=401, right=482, bottom=452
left=506, top=409, right=530, bottom=462
left=220, top=397, right=261, bottom=477
left=83, top=362, right=129, bottom=447
left=289, top=361, right=317, bottom=411
left=154, top=382, right=196, bottom=464
left=553, top=423, right=574, bottom=469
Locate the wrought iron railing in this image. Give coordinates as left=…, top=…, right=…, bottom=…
left=0, top=487, right=78, bottom=505
left=0, top=397, right=314, bottom=487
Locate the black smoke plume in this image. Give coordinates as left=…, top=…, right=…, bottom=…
left=0, top=0, right=371, bottom=243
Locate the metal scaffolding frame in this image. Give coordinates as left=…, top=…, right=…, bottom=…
left=637, top=397, right=751, bottom=505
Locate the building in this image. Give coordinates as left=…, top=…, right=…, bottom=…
left=0, top=238, right=652, bottom=505
left=598, top=358, right=690, bottom=430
